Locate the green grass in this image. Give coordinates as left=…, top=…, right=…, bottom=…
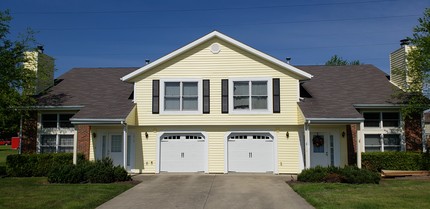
left=0, top=145, right=18, bottom=167
left=290, top=179, right=430, bottom=209
left=0, top=177, right=135, bottom=209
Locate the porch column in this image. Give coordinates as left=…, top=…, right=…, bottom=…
left=357, top=121, right=364, bottom=168
left=73, top=126, right=78, bottom=165
left=122, top=123, right=128, bottom=169
left=304, top=122, right=311, bottom=169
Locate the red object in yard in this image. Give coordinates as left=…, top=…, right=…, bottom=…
left=0, top=139, right=11, bottom=146
left=11, top=137, right=20, bottom=149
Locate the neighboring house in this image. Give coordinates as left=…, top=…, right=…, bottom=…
left=22, top=31, right=422, bottom=174
left=389, top=41, right=428, bottom=152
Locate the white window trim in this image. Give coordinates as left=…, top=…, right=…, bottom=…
left=228, top=77, right=273, bottom=114
left=362, top=111, right=405, bottom=152
left=364, top=133, right=402, bottom=152
left=38, top=112, right=75, bottom=153
left=159, top=79, right=202, bottom=115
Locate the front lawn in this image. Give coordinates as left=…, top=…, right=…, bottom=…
left=0, top=177, right=135, bottom=209
left=0, top=145, right=17, bottom=166
left=290, top=179, right=430, bottom=209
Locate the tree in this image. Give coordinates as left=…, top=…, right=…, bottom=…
left=0, top=10, right=37, bottom=139
left=325, top=54, right=361, bottom=66
left=394, top=8, right=430, bottom=118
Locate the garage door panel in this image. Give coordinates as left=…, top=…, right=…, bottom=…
left=227, top=134, right=274, bottom=173
left=160, top=134, right=205, bottom=172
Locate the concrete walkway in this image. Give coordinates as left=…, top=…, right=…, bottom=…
left=97, top=174, right=315, bottom=209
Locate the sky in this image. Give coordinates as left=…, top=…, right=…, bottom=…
left=2, top=0, right=429, bottom=78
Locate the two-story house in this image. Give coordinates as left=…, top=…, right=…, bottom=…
left=23, top=31, right=416, bottom=174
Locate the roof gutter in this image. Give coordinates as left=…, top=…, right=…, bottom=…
left=353, top=104, right=403, bottom=109
left=70, top=118, right=126, bottom=125
left=14, top=105, right=84, bottom=111
left=305, top=117, right=364, bottom=124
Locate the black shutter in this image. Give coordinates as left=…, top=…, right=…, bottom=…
left=203, top=80, right=210, bottom=114
left=221, top=79, right=229, bottom=113
left=273, top=78, right=280, bottom=113
left=152, top=80, right=159, bottom=114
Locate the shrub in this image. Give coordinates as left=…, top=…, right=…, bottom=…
left=6, top=153, right=85, bottom=177
left=362, top=152, right=428, bottom=172
left=48, top=158, right=131, bottom=184
left=0, top=166, right=6, bottom=176
left=298, top=166, right=380, bottom=184
left=340, top=166, right=380, bottom=184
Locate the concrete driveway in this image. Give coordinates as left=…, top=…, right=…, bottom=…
left=97, top=174, right=315, bottom=209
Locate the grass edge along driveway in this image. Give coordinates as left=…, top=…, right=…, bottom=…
left=0, top=177, right=135, bottom=209
left=290, top=179, right=430, bottom=209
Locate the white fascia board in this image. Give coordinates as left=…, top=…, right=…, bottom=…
left=353, top=104, right=404, bottom=109
left=16, top=105, right=83, bottom=110
left=70, top=118, right=125, bottom=125
left=121, top=31, right=313, bottom=81
left=305, top=118, right=364, bottom=124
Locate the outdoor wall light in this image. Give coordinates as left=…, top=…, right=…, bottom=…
left=92, top=132, right=96, bottom=138
left=286, top=131, right=289, bottom=138
left=342, top=131, right=345, bottom=138
left=145, top=132, right=149, bottom=139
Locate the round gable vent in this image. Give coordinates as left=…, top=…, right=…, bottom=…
left=210, top=43, right=221, bottom=54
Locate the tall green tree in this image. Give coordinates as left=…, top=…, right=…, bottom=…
left=394, top=8, right=430, bottom=118
left=0, top=10, right=37, bottom=139
left=325, top=54, right=361, bottom=66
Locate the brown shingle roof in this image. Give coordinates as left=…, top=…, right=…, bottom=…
left=36, top=67, right=138, bottom=120
left=297, top=65, right=401, bottom=119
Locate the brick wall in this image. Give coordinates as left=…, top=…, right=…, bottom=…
left=77, top=125, right=91, bottom=159
left=404, top=113, right=423, bottom=151
left=21, top=111, right=37, bottom=153
left=346, top=124, right=357, bottom=165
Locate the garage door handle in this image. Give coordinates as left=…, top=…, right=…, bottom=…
left=249, top=152, right=252, bottom=158
left=181, top=152, right=184, bottom=158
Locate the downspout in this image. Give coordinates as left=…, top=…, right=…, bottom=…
left=121, top=121, right=128, bottom=170
left=304, top=119, right=311, bottom=169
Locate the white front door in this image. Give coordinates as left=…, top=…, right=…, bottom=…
left=109, top=134, right=123, bottom=166
left=227, top=133, right=274, bottom=173
left=310, top=132, right=339, bottom=167
left=160, top=133, right=205, bottom=172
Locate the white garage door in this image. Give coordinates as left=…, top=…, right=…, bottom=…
left=228, top=133, right=274, bottom=173
left=160, top=133, right=205, bottom=172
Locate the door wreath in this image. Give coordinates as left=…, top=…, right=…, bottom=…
left=313, top=135, right=324, bottom=147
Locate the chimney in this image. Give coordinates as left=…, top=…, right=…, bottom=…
left=37, top=45, right=44, bottom=54
left=286, top=57, right=291, bottom=64
left=400, top=39, right=410, bottom=47
left=145, top=59, right=150, bottom=65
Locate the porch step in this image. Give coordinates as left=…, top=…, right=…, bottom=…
left=381, top=170, right=430, bottom=178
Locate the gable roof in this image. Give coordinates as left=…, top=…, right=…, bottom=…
left=121, top=31, right=313, bottom=81
left=297, top=64, right=401, bottom=122
left=36, top=67, right=138, bottom=122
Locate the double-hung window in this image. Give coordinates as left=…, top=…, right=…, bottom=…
left=230, top=79, right=271, bottom=113
left=364, top=134, right=401, bottom=152
left=161, top=80, right=201, bottom=113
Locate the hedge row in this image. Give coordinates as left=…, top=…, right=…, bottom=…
left=6, top=153, right=85, bottom=177
left=298, top=166, right=380, bottom=184
left=48, top=158, right=131, bottom=183
left=362, top=152, right=430, bottom=172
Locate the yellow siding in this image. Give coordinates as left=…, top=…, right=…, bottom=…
left=126, top=106, right=137, bottom=125
left=131, top=126, right=303, bottom=174
left=133, top=38, right=301, bottom=126
left=277, top=129, right=301, bottom=173
left=297, top=107, right=305, bottom=124
left=390, top=47, right=407, bottom=89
